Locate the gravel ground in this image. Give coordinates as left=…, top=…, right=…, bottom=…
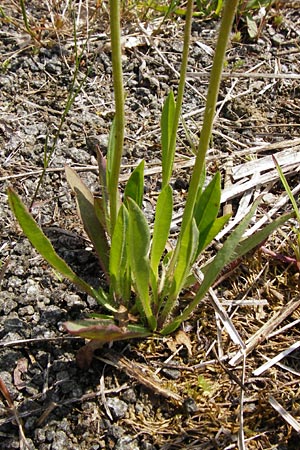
left=1, top=2, right=300, bottom=449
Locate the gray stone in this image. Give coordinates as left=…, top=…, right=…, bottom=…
left=106, top=397, right=128, bottom=419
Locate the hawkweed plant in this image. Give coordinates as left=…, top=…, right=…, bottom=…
left=7, top=0, right=292, bottom=366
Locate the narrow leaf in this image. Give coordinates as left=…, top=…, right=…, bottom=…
left=7, top=187, right=116, bottom=312
left=110, top=204, right=129, bottom=300
left=194, top=214, right=231, bottom=261
left=94, top=147, right=110, bottom=229
left=150, top=185, right=173, bottom=278
left=65, top=166, right=110, bottom=273
left=160, top=218, right=199, bottom=324
left=161, top=198, right=261, bottom=334
left=230, top=212, right=294, bottom=262
left=194, top=172, right=221, bottom=255
left=161, top=91, right=175, bottom=187
left=64, top=318, right=150, bottom=341
left=106, top=117, right=116, bottom=191
left=173, top=218, right=199, bottom=295
left=124, top=160, right=145, bottom=209
left=273, top=156, right=300, bottom=222
left=127, top=198, right=156, bottom=330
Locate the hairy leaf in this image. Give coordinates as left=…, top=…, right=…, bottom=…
left=110, top=204, right=129, bottom=301
left=161, top=91, right=175, bottom=187
left=160, top=218, right=199, bottom=323
left=65, top=166, right=110, bottom=274
left=7, top=187, right=116, bottom=312
left=124, top=160, right=145, bottom=209
left=150, top=185, right=173, bottom=279
left=106, top=117, right=116, bottom=192
left=64, top=318, right=150, bottom=341
left=161, top=198, right=261, bottom=334
left=194, top=172, right=222, bottom=255
left=127, top=198, right=156, bottom=330
left=194, top=213, right=231, bottom=262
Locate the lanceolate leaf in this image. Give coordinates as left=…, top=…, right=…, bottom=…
left=161, top=198, right=261, bottom=335
left=124, top=160, right=145, bottom=209
left=64, top=318, right=150, bottom=341
left=201, top=212, right=294, bottom=277
left=106, top=117, right=116, bottom=192
left=110, top=204, right=129, bottom=300
left=7, top=187, right=117, bottom=312
left=65, top=166, right=110, bottom=274
left=228, top=212, right=294, bottom=263
left=161, top=91, right=175, bottom=187
left=94, top=197, right=109, bottom=233
left=173, top=218, right=199, bottom=295
left=127, top=198, right=156, bottom=330
left=194, top=172, right=221, bottom=255
left=94, top=147, right=110, bottom=229
left=160, top=218, right=199, bottom=324
left=150, top=185, right=173, bottom=279
left=194, top=214, right=231, bottom=262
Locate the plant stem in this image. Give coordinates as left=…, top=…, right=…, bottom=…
left=176, top=0, right=239, bottom=258
left=109, top=0, right=125, bottom=233
left=162, top=0, right=193, bottom=188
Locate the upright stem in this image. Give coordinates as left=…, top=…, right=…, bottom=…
left=109, top=0, right=125, bottom=233
left=162, top=0, right=193, bottom=188
left=175, top=0, right=239, bottom=252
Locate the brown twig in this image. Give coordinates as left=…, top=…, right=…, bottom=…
left=95, top=349, right=183, bottom=405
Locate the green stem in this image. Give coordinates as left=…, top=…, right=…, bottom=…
left=176, top=0, right=238, bottom=262
left=109, top=0, right=125, bottom=233
left=162, top=0, right=193, bottom=188
left=161, top=0, right=239, bottom=326
left=19, top=0, right=37, bottom=41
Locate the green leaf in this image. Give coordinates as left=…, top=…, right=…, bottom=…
left=160, top=218, right=199, bottom=323
left=64, top=318, right=150, bottom=341
left=106, top=117, right=116, bottom=191
left=7, top=187, right=116, bottom=312
left=161, top=91, right=175, bottom=187
left=150, top=185, right=173, bottom=279
left=173, top=218, right=199, bottom=294
left=94, top=147, right=110, bottom=229
left=65, top=167, right=110, bottom=274
left=195, top=214, right=231, bottom=261
left=161, top=198, right=261, bottom=334
left=127, top=198, right=156, bottom=330
left=109, top=204, right=129, bottom=300
left=273, top=156, right=300, bottom=222
left=246, top=14, right=258, bottom=39
left=194, top=172, right=221, bottom=255
left=231, top=212, right=294, bottom=262
left=124, top=160, right=145, bottom=209
left=94, top=196, right=109, bottom=233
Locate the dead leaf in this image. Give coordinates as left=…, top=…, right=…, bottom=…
left=13, top=358, right=28, bottom=390
left=175, top=330, right=193, bottom=357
